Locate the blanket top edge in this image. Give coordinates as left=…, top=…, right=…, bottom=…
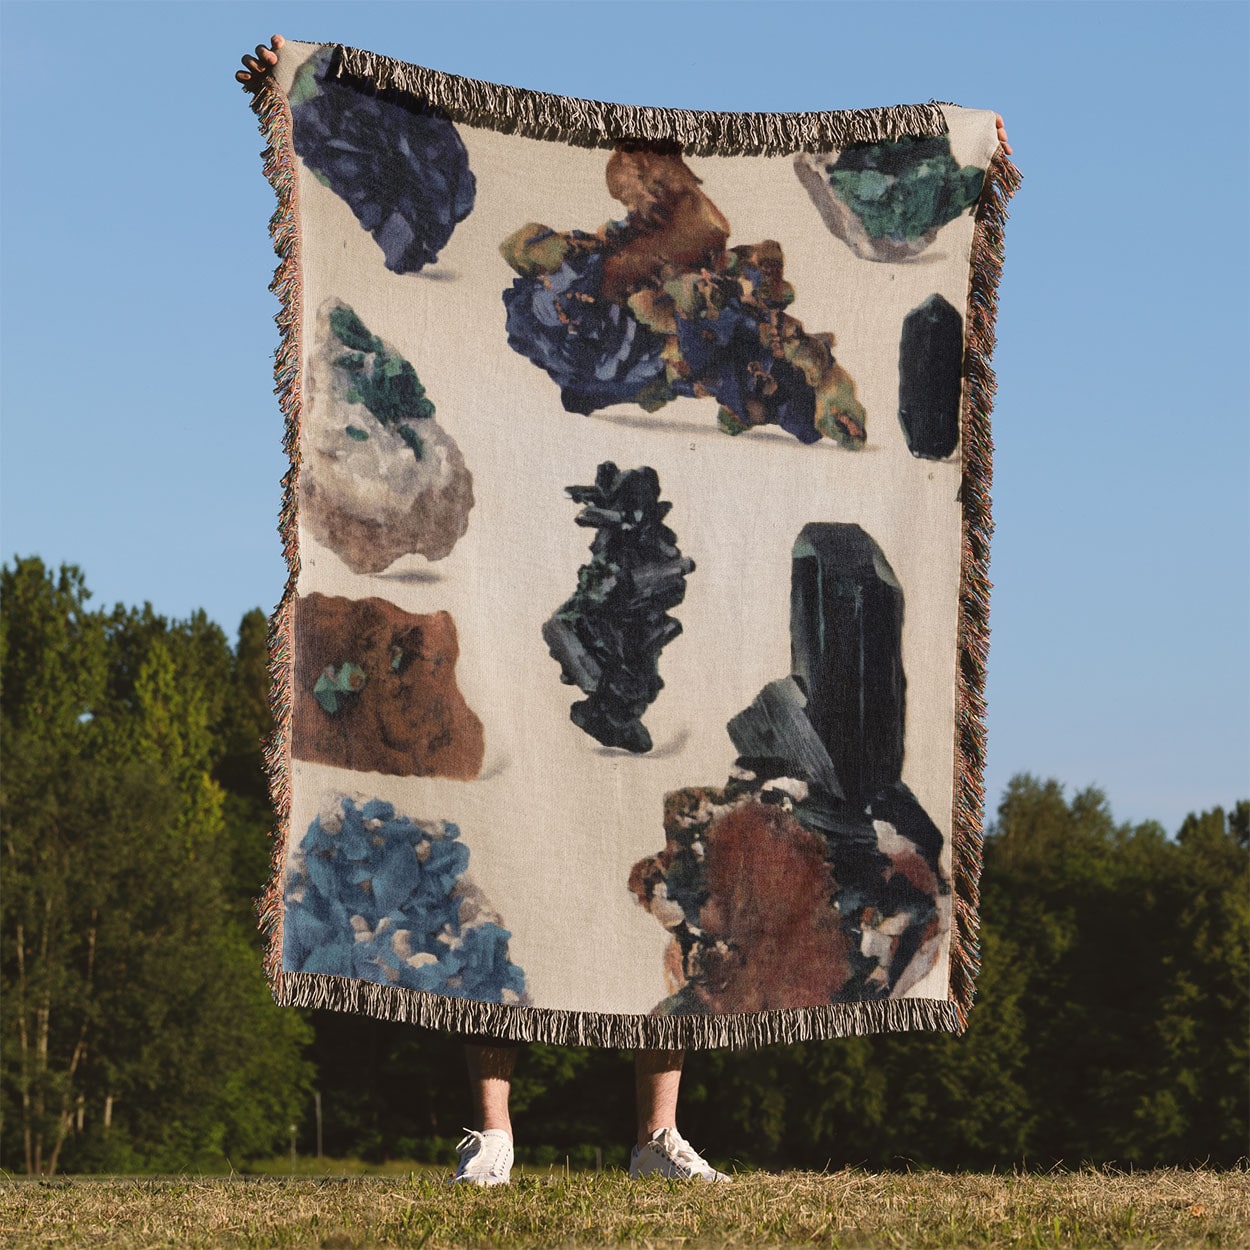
left=302, top=38, right=958, bottom=155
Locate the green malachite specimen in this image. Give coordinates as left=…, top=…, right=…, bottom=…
left=826, top=136, right=983, bottom=242
left=305, top=298, right=474, bottom=575
left=328, top=305, right=434, bottom=460
left=314, top=662, right=367, bottom=714
left=795, top=135, right=985, bottom=263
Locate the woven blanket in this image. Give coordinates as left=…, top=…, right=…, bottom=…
left=250, top=42, right=1019, bottom=1048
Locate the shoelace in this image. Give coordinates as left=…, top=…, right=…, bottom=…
left=657, top=1128, right=711, bottom=1177
left=456, top=1128, right=510, bottom=1178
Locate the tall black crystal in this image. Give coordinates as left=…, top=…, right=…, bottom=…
left=790, top=523, right=905, bottom=807
left=898, top=293, right=963, bottom=460
left=643, top=522, right=954, bottom=1003
left=543, top=463, right=694, bottom=753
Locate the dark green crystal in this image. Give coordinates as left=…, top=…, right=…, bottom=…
left=328, top=303, right=435, bottom=463
left=313, top=662, right=367, bottom=715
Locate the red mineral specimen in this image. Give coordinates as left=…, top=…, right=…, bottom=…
left=292, top=593, right=484, bottom=779
left=694, top=801, right=853, bottom=1013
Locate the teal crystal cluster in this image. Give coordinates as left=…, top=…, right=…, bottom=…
left=826, top=135, right=984, bottom=242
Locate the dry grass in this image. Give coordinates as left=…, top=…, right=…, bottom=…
left=1, top=1167, right=1247, bottom=1249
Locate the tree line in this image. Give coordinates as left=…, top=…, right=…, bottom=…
left=1, top=557, right=1245, bottom=1174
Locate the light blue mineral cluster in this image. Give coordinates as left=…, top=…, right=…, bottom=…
left=283, top=797, right=527, bottom=1003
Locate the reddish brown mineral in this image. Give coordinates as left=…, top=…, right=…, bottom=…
left=693, top=801, right=853, bottom=1012
left=292, top=593, right=484, bottom=779
left=600, top=150, right=730, bottom=302
left=630, top=787, right=854, bottom=1013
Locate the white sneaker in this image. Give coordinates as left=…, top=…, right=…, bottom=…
left=452, top=1128, right=513, bottom=1186
left=629, top=1127, right=730, bottom=1181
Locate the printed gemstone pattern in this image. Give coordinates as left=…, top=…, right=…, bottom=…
left=284, top=796, right=527, bottom=1003
left=898, top=294, right=964, bottom=460
left=795, top=135, right=984, bottom=262
left=502, top=150, right=868, bottom=447
left=543, top=463, right=694, bottom=753
left=291, top=49, right=475, bottom=273
left=304, top=301, right=473, bottom=574
left=630, top=524, right=950, bottom=1010
left=292, top=594, right=484, bottom=779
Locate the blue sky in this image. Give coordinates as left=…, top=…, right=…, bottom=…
left=2, top=0, right=1247, bottom=833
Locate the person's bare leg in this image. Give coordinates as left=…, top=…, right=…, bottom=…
left=464, top=1044, right=517, bottom=1138
left=635, top=1048, right=684, bottom=1146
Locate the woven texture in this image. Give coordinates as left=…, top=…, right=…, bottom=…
left=250, top=41, right=1020, bottom=1048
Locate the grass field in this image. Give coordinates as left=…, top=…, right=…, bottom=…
left=1, top=1166, right=1247, bottom=1249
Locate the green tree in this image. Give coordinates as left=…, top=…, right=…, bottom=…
left=980, top=777, right=1249, bottom=1166
left=0, top=559, right=312, bottom=1173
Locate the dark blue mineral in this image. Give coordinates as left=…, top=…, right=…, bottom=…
left=502, top=245, right=667, bottom=414
left=668, top=267, right=821, bottom=444
left=290, top=51, right=475, bottom=274
left=543, top=463, right=694, bottom=753
left=898, top=294, right=963, bottom=460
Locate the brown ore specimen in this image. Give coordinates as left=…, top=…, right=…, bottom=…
left=630, top=786, right=853, bottom=1014
left=292, top=593, right=484, bottom=779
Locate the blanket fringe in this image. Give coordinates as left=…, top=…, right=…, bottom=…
left=950, top=148, right=1022, bottom=1029
left=275, top=969, right=962, bottom=1048
left=249, top=76, right=304, bottom=993
left=327, top=44, right=948, bottom=156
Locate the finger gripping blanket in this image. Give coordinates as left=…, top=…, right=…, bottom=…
left=249, top=41, right=1019, bottom=1048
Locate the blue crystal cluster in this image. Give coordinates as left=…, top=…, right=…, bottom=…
left=290, top=50, right=476, bottom=273
left=283, top=797, right=526, bottom=1002
left=502, top=234, right=668, bottom=415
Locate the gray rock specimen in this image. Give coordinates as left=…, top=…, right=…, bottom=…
left=303, top=300, right=473, bottom=574
left=898, top=294, right=963, bottom=460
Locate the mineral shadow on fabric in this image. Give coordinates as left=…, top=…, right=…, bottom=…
left=290, top=48, right=476, bottom=273
left=898, top=294, right=964, bottom=460
left=292, top=593, right=484, bottom=779
left=500, top=150, right=867, bottom=446
left=304, top=300, right=474, bottom=573
left=543, top=462, right=695, bottom=754
left=630, top=523, right=950, bottom=1012
left=284, top=796, right=527, bottom=1003
left=794, top=135, right=984, bottom=262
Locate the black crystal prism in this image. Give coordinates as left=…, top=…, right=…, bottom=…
left=727, top=676, right=844, bottom=800
left=790, top=523, right=905, bottom=807
left=898, top=293, right=963, bottom=460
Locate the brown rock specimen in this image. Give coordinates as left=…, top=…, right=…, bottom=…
left=600, top=150, right=731, bottom=302
left=292, top=593, right=484, bottom=779
left=630, top=785, right=853, bottom=1013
